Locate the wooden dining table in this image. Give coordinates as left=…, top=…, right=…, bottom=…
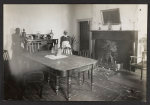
left=22, top=51, right=97, bottom=101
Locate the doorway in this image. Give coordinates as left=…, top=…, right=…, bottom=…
left=79, top=20, right=90, bottom=51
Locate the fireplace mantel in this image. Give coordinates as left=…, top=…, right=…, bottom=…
left=91, top=30, right=138, bottom=40
left=90, top=30, right=138, bottom=70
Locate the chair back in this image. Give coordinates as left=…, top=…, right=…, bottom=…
left=142, top=51, right=147, bottom=68
left=26, top=39, right=59, bottom=53
left=130, top=51, right=147, bottom=70
left=52, top=39, right=59, bottom=50
left=3, top=50, right=12, bottom=81
left=78, top=50, right=91, bottom=58
left=26, top=40, right=40, bottom=53
left=52, top=39, right=58, bottom=45
left=24, top=71, right=44, bottom=84
left=3, top=50, right=9, bottom=61
left=62, top=47, right=72, bottom=55
left=23, top=71, right=44, bottom=98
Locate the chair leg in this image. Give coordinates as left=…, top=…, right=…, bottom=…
left=39, top=85, right=43, bottom=98
left=78, top=72, right=82, bottom=85
left=82, top=72, right=85, bottom=84
left=88, top=70, right=90, bottom=79
left=141, top=69, right=143, bottom=80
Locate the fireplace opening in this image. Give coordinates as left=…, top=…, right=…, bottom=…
left=99, top=40, right=118, bottom=70
left=95, top=39, right=133, bottom=70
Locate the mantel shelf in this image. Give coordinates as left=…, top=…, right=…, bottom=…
left=91, top=30, right=138, bottom=32
left=91, top=30, right=138, bottom=41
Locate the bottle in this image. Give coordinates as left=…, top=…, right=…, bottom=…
left=50, top=30, right=54, bottom=39
left=51, top=43, right=55, bottom=54
left=22, top=29, right=26, bottom=38
left=120, top=25, right=122, bottom=30
left=107, top=22, right=112, bottom=30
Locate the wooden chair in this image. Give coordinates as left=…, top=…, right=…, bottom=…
left=33, top=41, right=42, bottom=53
left=130, top=51, right=147, bottom=80
left=3, top=50, right=9, bottom=61
left=78, top=50, right=91, bottom=58
left=62, top=47, right=72, bottom=55
left=52, top=39, right=58, bottom=45
left=3, top=50, right=11, bottom=82
left=23, top=71, right=45, bottom=98
left=52, top=39, right=59, bottom=51
left=40, top=39, right=58, bottom=51
left=26, top=40, right=37, bottom=53
left=3, top=50, right=14, bottom=83
left=3, top=50, right=24, bottom=100
left=26, top=39, right=57, bottom=53
left=78, top=50, right=93, bottom=85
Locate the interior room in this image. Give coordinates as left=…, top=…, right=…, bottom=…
left=3, top=4, right=147, bottom=101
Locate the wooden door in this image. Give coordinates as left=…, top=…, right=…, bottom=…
left=79, top=21, right=90, bottom=50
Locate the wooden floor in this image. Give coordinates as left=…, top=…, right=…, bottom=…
left=20, top=68, right=146, bottom=101
left=109, top=69, right=146, bottom=101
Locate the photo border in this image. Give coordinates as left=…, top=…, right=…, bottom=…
left=0, top=0, right=149, bottom=105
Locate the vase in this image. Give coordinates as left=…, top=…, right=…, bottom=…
left=108, top=24, right=112, bottom=30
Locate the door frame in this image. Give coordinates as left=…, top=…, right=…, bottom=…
left=77, top=18, right=92, bottom=54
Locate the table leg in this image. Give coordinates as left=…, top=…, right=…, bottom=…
left=88, top=70, right=90, bottom=79
left=78, top=72, right=82, bottom=85
left=67, top=71, right=71, bottom=101
left=82, top=71, right=85, bottom=84
left=48, top=73, right=51, bottom=85
left=29, top=43, right=32, bottom=53
left=55, top=75, right=59, bottom=95
left=35, top=43, right=38, bottom=52
left=91, top=64, right=93, bottom=91
left=141, top=68, right=143, bottom=80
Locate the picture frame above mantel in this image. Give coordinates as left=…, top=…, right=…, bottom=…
left=101, top=8, right=121, bottom=25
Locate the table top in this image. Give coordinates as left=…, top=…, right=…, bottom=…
left=23, top=51, right=97, bottom=71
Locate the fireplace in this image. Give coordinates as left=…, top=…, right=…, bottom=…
left=91, top=30, right=138, bottom=70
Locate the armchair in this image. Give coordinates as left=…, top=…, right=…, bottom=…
left=130, top=51, right=147, bottom=80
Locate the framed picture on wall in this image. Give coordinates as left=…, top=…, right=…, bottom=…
left=101, top=8, right=121, bottom=25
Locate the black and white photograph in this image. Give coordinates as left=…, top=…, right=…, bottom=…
left=3, top=4, right=147, bottom=101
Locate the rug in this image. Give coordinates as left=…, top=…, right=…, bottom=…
left=11, top=68, right=144, bottom=101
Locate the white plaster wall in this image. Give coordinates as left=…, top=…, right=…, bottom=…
left=4, top=4, right=73, bottom=58
left=91, top=4, right=138, bottom=30
left=71, top=4, right=93, bottom=51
